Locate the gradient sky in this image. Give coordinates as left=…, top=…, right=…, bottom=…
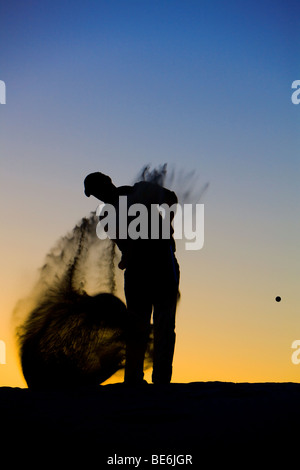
left=0, top=0, right=299, bottom=386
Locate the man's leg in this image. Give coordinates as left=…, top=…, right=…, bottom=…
left=152, top=292, right=178, bottom=384
left=124, top=268, right=152, bottom=384
left=152, top=249, right=179, bottom=384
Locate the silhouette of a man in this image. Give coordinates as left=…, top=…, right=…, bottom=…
left=84, top=172, right=180, bottom=385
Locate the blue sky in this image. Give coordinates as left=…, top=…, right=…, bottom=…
left=1, top=1, right=299, bottom=186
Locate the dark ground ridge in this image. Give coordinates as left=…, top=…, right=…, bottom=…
left=1, top=381, right=299, bottom=465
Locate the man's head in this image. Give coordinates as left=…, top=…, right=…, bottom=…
left=84, top=172, right=116, bottom=202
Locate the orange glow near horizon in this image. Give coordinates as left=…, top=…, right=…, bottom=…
left=1, top=232, right=300, bottom=387
left=1, top=278, right=300, bottom=388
